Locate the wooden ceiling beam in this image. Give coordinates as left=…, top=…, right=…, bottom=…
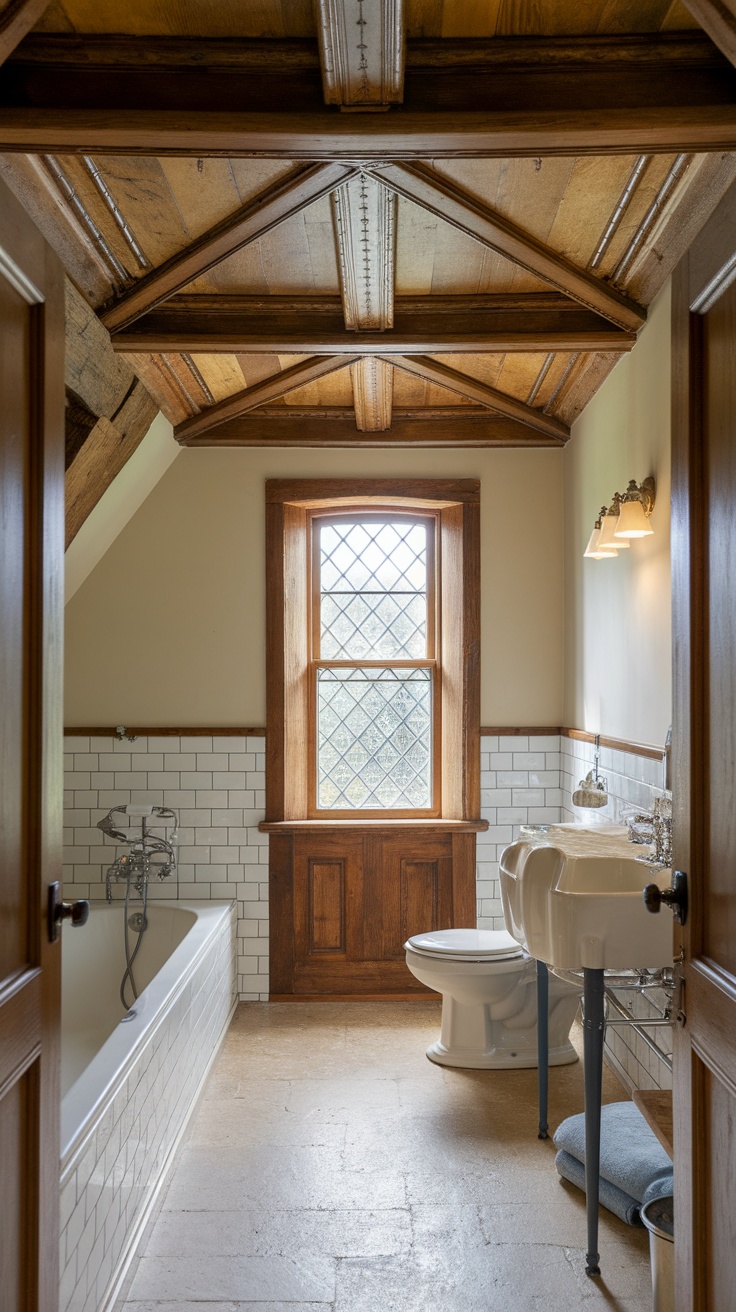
left=2, top=106, right=736, bottom=158
left=315, top=0, right=404, bottom=107
left=681, top=1, right=736, bottom=69
left=175, top=410, right=559, bottom=448
left=64, top=279, right=158, bottom=544
left=0, top=0, right=52, bottom=66
left=387, top=356, right=570, bottom=442
left=5, top=31, right=733, bottom=111
left=113, top=322, right=632, bottom=354
left=367, top=162, right=645, bottom=332
left=108, top=292, right=637, bottom=353
left=99, top=161, right=359, bottom=333
left=174, top=355, right=351, bottom=442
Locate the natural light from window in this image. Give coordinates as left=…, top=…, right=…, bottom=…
left=314, top=516, right=434, bottom=811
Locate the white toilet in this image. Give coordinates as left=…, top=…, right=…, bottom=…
left=404, top=928, right=582, bottom=1069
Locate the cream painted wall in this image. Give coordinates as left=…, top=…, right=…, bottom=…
left=563, top=281, right=672, bottom=750
left=65, top=413, right=180, bottom=602
left=64, top=447, right=565, bottom=727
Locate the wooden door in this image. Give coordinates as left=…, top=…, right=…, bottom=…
left=267, top=823, right=478, bottom=997
left=671, top=179, right=736, bottom=1311
left=0, top=177, right=65, bottom=1310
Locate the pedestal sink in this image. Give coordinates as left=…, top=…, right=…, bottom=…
left=499, top=837, right=674, bottom=970
left=499, top=825, right=676, bottom=1280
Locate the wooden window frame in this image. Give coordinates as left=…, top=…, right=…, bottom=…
left=308, top=507, right=441, bottom=819
left=265, top=478, right=481, bottom=823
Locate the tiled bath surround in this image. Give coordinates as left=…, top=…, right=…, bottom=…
left=63, top=732, right=561, bottom=1000
left=63, top=735, right=268, bottom=1001
left=63, top=732, right=673, bottom=1091
left=59, top=904, right=236, bottom=1312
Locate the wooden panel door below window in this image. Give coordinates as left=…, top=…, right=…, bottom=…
left=271, top=827, right=477, bottom=997
left=0, top=179, right=65, bottom=1309
left=372, top=830, right=454, bottom=962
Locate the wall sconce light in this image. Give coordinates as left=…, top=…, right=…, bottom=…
left=598, top=493, right=630, bottom=551
left=583, top=477, right=655, bottom=559
left=584, top=505, right=619, bottom=558
left=615, top=477, right=656, bottom=538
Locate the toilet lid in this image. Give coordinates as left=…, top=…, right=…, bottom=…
left=405, top=928, right=525, bottom=961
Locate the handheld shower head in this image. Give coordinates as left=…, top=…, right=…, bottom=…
left=571, top=735, right=609, bottom=809
left=572, top=771, right=608, bottom=808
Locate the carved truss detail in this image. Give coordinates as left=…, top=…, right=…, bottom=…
left=332, top=172, right=397, bottom=431
left=314, top=0, right=405, bottom=106
left=350, top=357, right=394, bottom=431
left=332, top=175, right=395, bottom=331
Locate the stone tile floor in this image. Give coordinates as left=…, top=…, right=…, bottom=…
left=116, top=1001, right=651, bottom=1311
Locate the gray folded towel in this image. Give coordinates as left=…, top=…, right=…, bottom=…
left=555, top=1149, right=642, bottom=1226
left=553, top=1100, right=674, bottom=1227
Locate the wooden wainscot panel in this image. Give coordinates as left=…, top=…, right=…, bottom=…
left=271, top=824, right=478, bottom=997
left=401, top=861, right=440, bottom=951
left=308, top=859, right=346, bottom=954
left=292, top=830, right=363, bottom=992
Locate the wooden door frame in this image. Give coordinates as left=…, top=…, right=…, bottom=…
left=671, top=178, right=736, bottom=1312
left=0, top=175, right=65, bottom=1311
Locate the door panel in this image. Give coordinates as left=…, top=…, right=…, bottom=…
left=0, top=1073, right=30, bottom=1312
left=0, top=177, right=65, bottom=1311
left=704, top=1070, right=736, bottom=1311
left=705, top=282, right=736, bottom=979
left=0, top=275, right=29, bottom=981
left=672, top=180, right=736, bottom=1312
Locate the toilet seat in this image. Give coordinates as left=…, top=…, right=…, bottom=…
left=405, top=928, right=526, bottom=963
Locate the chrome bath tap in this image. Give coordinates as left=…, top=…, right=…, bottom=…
left=98, top=804, right=178, bottom=901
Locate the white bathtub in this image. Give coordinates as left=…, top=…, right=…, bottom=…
left=59, top=900, right=236, bottom=1312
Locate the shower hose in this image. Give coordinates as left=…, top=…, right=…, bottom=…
left=120, top=874, right=149, bottom=1011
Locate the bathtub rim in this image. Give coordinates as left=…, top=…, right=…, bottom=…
left=61, top=899, right=235, bottom=1171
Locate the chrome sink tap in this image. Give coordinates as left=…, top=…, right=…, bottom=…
left=652, top=794, right=673, bottom=868
left=628, top=795, right=672, bottom=868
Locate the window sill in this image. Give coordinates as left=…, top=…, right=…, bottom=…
left=259, top=818, right=489, bottom=833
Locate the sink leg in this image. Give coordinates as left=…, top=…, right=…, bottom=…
left=583, top=967, right=605, bottom=1278
left=537, top=960, right=549, bottom=1139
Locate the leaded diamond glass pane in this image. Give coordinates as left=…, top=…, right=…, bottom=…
left=320, top=520, right=427, bottom=659
left=317, top=667, right=432, bottom=809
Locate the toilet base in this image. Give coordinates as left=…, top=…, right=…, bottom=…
left=425, top=1037, right=578, bottom=1070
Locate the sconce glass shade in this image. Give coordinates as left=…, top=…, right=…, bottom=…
left=584, top=526, right=618, bottom=558
left=615, top=497, right=653, bottom=537
left=598, top=510, right=629, bottom=550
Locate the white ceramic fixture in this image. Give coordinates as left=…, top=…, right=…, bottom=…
left=404, top=928, right=581, bottom=1069
left=499, top=842, right=673, bottom=971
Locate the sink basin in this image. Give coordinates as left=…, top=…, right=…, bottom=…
left=500, top=839, right=674, bottom=970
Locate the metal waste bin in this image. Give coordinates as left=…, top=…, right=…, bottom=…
left=641, top=1195, right=674, bottom=1312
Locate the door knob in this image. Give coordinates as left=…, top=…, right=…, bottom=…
left=643, top=870, right=688, bottom=926
left=48, top=881, right=90, bottom=942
